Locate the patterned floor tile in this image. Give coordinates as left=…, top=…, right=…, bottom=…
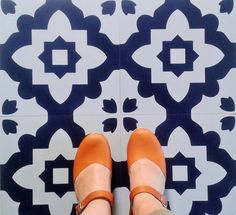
left=1, top=0, right=236, bottom=214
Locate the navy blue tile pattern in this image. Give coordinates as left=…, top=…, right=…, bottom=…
left=0, top=0, right=236, bottom=214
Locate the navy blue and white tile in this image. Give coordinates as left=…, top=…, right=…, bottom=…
left=0, top=0, right=46, bottom=43
left=0, top=72, right=47, bottom=164
left=0, top=0, right=236, bottom=214
left=72, top=0, right=165, bottom=44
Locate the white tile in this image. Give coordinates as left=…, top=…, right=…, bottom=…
left=72, top=0, right=120, bottom=44
left=192, top=69, right=236, bottom=115
left=0, top=0, right=46, bottom=44
left=191, top=0, right=236, bottom=42
left=0, top=72, right=47, bottom=117
left=74, top=70, right=121, bottom=116
left=113, top=187, right=130, bottom=215
left=120, top=70, right=166, bottom=115
left=191, top=114, right=236, bottom=160
left=170, top=48, right=186, bottom=64
left=0, top=191, right=19, bottom=215
left=221, top=187, right=236, bottom=214
left=0, top=116, right=47, bottom=165
left=172, top=166, right=188, bottom=181
left=53, top=168, right=69, bottom=184
left=118, top=0, right=165, bottom=44
left=52, top=50, right=68, bottom=65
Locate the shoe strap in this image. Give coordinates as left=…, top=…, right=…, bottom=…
left=75, top=190, right=114, bottom=214
left=130, top=185, right=168, bottom=208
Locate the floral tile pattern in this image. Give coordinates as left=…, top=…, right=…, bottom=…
left=0, top=0, right=236, bottom=215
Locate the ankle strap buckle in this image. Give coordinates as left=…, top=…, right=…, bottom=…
left=160, top=195, right=168, bottom=208
left=75, top=203, right=83, bottom=215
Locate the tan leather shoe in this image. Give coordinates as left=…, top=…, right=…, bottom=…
left=73, top=133, right=114, bottom=214
left=127, top=128, right=168, bottom=215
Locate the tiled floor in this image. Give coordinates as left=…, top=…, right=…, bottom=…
left=1, top=0, right=236, bottom=214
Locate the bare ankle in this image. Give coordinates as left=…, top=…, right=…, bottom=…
left=132, top=193, right=164, bottom=215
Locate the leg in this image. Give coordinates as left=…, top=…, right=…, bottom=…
left=148, top=209, right=173, bottom=215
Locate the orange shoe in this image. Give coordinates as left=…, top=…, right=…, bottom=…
left=73, top=133, right=114, bottom=214
left=127, top=128, right=168, bottom=214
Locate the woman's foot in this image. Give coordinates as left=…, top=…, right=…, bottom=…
left=127, top=128, right=167, bottom=215
left=73, top=133, right=113, bottom=215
